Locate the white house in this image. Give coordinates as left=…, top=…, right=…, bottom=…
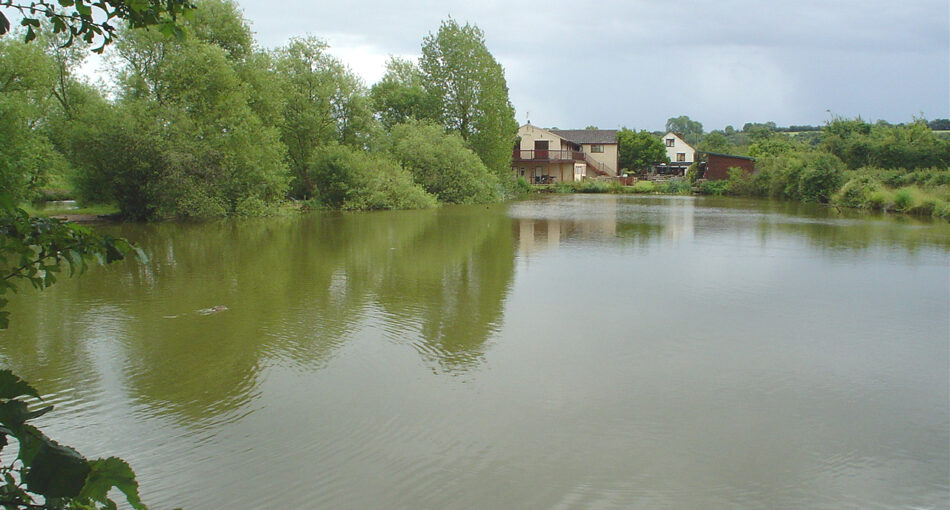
left=662, top=132, right=696, bottom=164
left=655, top=131, right=697, bottom=175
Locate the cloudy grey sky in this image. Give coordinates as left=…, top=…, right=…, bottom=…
left=237, top=0, right=947, bottom=131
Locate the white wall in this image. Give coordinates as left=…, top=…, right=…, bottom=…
left=662, top=132, right=696, bottom=163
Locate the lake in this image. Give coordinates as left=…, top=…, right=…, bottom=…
left=2, top=195, right=948, bottom=509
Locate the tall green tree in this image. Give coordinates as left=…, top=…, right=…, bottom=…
left=821, top=117, right=950, bottom=169
left=78, top=2, right=288, bottom=218
left=0, top=38, right=66, bottom=202
left=275, top=36, right=374, bottom=198
left=665, top=115, right=703, bottom=137
left=420, top=19, right=517, bottom=177
left=697, top=132, right=731, bottom=154
left=617, top=128, right=668, bottom=172
left=370, top=56, right=432, bottom=130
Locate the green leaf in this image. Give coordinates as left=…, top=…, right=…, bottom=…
left=0, top=370, right=40, bottom=400
left=25, top=26, right=36, bottom=43
left=0, top=400, right=32, bottom=428
left=24, top=440, right=91, bottom=498
left=0, top=12, right=10, bottom=35
left=75, top=2, right=93, bottom=16
left=51, top=15, right=67, bottom=34
left=128, top=0, right=149, bottom=12
left=16, top=425, right=45, bottom=464
left=80, top=457, right=147, bottom=510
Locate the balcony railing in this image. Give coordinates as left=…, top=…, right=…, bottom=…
left=512, top=148, right=612, bottom=176
left=512, top=149, right=585, bottom=162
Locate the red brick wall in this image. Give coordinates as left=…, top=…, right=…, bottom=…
left=704, top=154, right=755, bottom=180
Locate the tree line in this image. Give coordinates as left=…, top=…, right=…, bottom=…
left=606, top=114, right=950, bottom=219
left=0, top=1, right=518, bottom=219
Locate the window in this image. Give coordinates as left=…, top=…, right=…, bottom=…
left=590, top=144, right=604, bottom=153
left=676, top=153, right=686, bottom=162
left=665, top=138, right=675, bottom=147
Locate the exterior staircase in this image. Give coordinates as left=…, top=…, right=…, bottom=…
left=512, top=149, right=612, bottom=177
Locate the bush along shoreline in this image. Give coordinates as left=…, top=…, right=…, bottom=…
left=690, top=163, right=950, bottom=221
left=530, top=166, right=949, bottom=222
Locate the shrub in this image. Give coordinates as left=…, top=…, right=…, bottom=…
left=725, top=167, right=766, bottom=196
left=309, top=145, right=359, bottom=209
left=834, top=175, right=883, bottom=208
left=514, top=177, right=532, bottom=194
left=343, top=161, right=437, bottom=211
left=798, top=152, right=845, bottom=202
left=697, top=180, right=729, bottom=195
left=234, top=196, right=269, bottom=217
left=889, top=186, right=943, bottom=217
left=867, top=189, right=893, bottom=210
left=909, top=196, right=939, bottom=216
left=685, top=162, right=700, bottom=183
left=935, top=201, right=950, bottom=220
left=631, top=181, right=656, bottom=193
left=577, top=180, right=614, bottom=193
left=893, top=187, right=914, bottom=211
left=310, top=144, right=437, bottom=210
left=387, top=121, right=499, bottom=204
left=554, top=182, right=575, bottom=194
left=754, top=154, right=806, bottom=199
left=662, top=179, right=692, bottom=194
left=172, top=179, right=230, bottom=219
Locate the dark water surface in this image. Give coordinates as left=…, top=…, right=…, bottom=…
left=2, top=195, right=948, bottom=509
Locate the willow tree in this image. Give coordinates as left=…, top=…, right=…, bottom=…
left=420, top=19, right=517, bottom=177
left=75, top=0, right=289, bottom=219
left=274, top=36, right=374, bottom=198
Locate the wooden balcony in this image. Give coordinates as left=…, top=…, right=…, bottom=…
left=512, top=149, right=585, bottom=162
left=511, top=148, right=611, bottom=176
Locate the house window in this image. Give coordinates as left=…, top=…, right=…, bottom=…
left=519, top=168, right=525, bottom=176
left=665, top=138, right=675, bottom=147
left=590, top=144, right=604, bottom=153
left=676, top=153, right=686, bottom=162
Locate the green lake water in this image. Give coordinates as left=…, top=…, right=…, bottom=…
left=1, top=194, right=948, bottom=509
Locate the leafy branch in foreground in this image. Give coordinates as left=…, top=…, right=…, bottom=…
left=0, top=199, right=150, bottom=509
left=0, top=199, right=145, bottom=328
left=0, top=0, right=195, bottom=51
left=0, top=370, right=147, bottom=509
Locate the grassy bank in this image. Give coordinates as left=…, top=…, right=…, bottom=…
left=693, top=163, right=950, bottom=221
left=530, top=169, right=950, bottom=222
left=533, top=180, right=693, bottom=195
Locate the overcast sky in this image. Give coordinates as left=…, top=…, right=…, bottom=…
left=237, top=0, right=946, bottom=131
